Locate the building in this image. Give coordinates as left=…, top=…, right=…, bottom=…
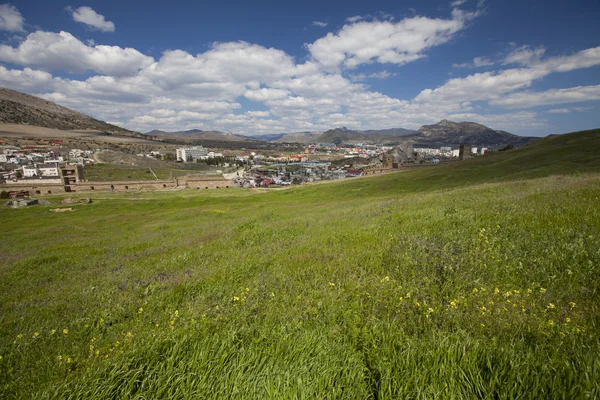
left=38, top=162, right=60, bottom=177
left=176, top=146, right=208, bottom=162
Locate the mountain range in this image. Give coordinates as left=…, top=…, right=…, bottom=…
left=0, top=87, right=538, bottom=148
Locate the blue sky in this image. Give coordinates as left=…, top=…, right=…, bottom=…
left=1, top=0, right=599, bottom=136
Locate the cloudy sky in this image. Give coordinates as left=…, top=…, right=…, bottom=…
left=0, top=0, right=599, bottom=136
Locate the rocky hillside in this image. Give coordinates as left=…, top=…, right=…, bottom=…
left=415, top=120, right=535, bottom=147
left=146, top=129, right=247, bottom=142
left=0, top=88, right=142, bottom=137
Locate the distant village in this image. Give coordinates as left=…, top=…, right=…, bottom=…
left=0, top=138, right=488, bottom=194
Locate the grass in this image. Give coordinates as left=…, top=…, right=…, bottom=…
left=83, top=164, right=212, bottom=181
left=0, top=129, right=599, bottom=399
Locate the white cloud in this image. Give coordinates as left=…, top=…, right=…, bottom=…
left=312, top=21, right=328, bottom=27
left=416, top=46, right=600, bottom=106
left=0, top=3, right=24, bottom=32
left=0, top=30, right=154, bottom=76
left=346, top=15, right=363, bottom=23
left=0, top=66, right=57, bottom=92
left=453, top=56, right=494, bottom=68
left=491, top=84, right=600, bottom=109
left=69, top=6, right=115, bottom=32
left=307, top=8, right=480, bottom=71
left=245, top=110, right=270, bottom=117
left=451, top=0, right=467, bottom=7
left=503, top=45, right=545, bottom=66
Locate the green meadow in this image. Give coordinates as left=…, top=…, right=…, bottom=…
left=1, top=129, right=599, bottom=399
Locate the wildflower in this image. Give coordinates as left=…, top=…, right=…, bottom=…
left=548, top=320, right=555, bottom=326
left=406, top=292, right=411, bottom=298
left=427, top=307, right=434, bottom=313
left=450, top=300, right=458, bottom=308
left=63, top=329, right=69, bottom=335
left=565, top=317, right=571, bottom=323
left=527, top=288, right=533, bottom=294
left=138, top=307, right=144, bottom=314
left=547, top=303, right=555, bottom=309
left=494, top=288, right=500, bottom=294
left=328, top=282, right=335, bottom=287
left=473, top=288, right=479, bottom=294
left=33, top=332, right=39, bottom=338
left=569, top=302, right=576, bottom=308
left=50, top=329, right=56, bottom=335
left=126, top=332, right=133, bottom=338
left=539, top=288, right=546, bottom=294
left=16, top=334, right=23, bottom=339
left=480, top=306, right=487, bottom=312
left=233, top=296, right=240, bottom=301
left=381, top=276, right=390, bottom=283
left=480, top=323, right=485, bottom=327
left=270, top=292, right=275, bottom=297
left=399, top=296, right=404, bottom=301
left=66, top=357, right=72, bottom=364
left=245, top=287, right=250, bottom=292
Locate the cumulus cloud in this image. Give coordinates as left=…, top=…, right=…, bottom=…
left=68, top=6, right=115, bottom=32
left=312, top=21, right=328, bottom=27
left=307, top=8, right=480, bottom=71
left=491, top=85, right=600, bottom=109
left=0, top=30, right=153, bottom=76
left=415, top=46, right=600, bottom=106
left=0, top=3, right=24, bottom=32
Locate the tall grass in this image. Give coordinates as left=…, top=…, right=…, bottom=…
left=0, top=129, right=599, bottom=399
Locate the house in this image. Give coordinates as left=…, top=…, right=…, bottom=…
left=346, top=169, right=363, bottom=177
left=38, top=162, right=60, bottom=177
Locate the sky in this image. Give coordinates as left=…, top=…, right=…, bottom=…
left=0, top=0, right=599, bottom=136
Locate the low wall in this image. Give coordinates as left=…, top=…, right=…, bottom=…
left=0, top=176, right=235, bottom=194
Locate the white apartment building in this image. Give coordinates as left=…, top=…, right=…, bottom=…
left=176, top=146, right=208, bottom=162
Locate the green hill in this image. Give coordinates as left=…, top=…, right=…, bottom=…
left=0, top=129, right=599, bottom=399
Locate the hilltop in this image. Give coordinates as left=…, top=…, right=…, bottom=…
left=0, top=88, right=142, bottom=137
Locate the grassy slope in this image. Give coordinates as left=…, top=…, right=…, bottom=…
left=0, top=129, right=599, bottom=399
left=83, top=164, right=209, bottom=181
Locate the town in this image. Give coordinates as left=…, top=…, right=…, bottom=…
left=0, top=138, right=488, bottom=195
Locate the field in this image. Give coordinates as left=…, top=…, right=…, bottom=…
left=1, top=129, right=599, bottom=399
left=83, top=164, right=212, bottom=181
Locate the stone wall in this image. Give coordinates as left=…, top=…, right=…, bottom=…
left=0, top=176, right=235, bottom=194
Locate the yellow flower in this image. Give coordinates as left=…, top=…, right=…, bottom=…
left=548, top=320, right=555, bottom=326
left=233, top=296, right=240, bottom=301
left=245, top=287, right=250, bottom=292
left=569, top=302, right=576, bottom=308
left=138, top=307, right=144, bottom=314
left=126, top=332, right=133, bottom=338
left=63, top=329, right=69, bottom=335
left=33, top=332, right=39, bottom=338
left=539, top=288, right=546, bottom=294
left=565, top=317, right=571, bottom=323
left=427, top=307, right=434, bottom=313
left=494, top=288, right=500, bottom=294
left=480, top=306, right=487, bottom=312
left=473, top=288, right=479, bottom=293
left=547, top=303, right=555, bottom=309
left=450, top=300, right=458, bottom=308
left=328, top=282, right=335, bottom=287
left=380, top=276, right=390, bottom=283
left=50, top=329, right=56, bottom=335
left=66, top=357, right=72, bottom=364
left=16, top=334, right=23, bottom=339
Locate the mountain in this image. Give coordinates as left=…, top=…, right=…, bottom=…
left=145, top=129, right=246, bottom=142
left=414, top=120, right=536, bottom=148
left=0, top=87, right=141, bottom=137
left=273, top=132, right=323, bottom=143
